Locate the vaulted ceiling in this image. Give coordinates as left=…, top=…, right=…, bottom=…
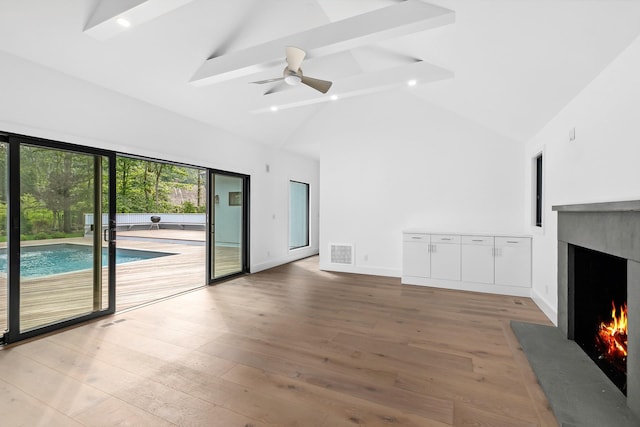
left=1, top=0, right=639, bottom=158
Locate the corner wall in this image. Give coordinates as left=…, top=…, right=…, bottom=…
left=524, top=34, right=640, bottom=324
left=0, top=50, right=319, bottom=272
left=293, top=90, right=526, bottom=277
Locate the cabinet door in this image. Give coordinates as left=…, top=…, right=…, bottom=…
left=403, top=234, right=430, bottom=277
left=461, top=236, right=494, bottom=284
left=430, top=235, right=461, bottom=280
left=495, top=237, right=531, bottom=287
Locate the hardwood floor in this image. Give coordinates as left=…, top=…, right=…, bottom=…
left=0, top=256, right=558, bottom=426
left=0, top=230, right=243, bottom=331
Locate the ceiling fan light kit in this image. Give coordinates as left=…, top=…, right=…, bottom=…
left=283, top=68, right=302, bottom=86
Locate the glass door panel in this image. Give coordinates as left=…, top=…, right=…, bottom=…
left=289, top=181, right=309, bottom=250
left=18, top=144, right=112, bottom=333
left=0, top=140, right=7, bottom=335
left=101, top=156, right=111, bottom=311
left=210, top=172, right=246, bottom=279
left=114, top=156, right=206, bottom=311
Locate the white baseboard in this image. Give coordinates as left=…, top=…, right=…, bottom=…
left=401, top=276, right=532, bottom=298
left=531, top=288, right=558, bottom=325
left=251, top=248, right=319, bottom=273
left=251, top=259, right=286, bottom=273
left=319, top=263, right=401, bottom=278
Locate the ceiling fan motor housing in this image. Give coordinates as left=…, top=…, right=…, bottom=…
left=283, top=66, right=302, bottom=86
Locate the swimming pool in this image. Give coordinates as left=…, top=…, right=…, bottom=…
left=0, top=243, right=174, bottom=278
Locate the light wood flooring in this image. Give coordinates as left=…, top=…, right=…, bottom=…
left=0, top=230, right=242, bottom=332
left=0, top=256, right=557, bottom=426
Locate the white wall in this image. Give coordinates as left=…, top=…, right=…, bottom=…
left=0, top=50, right=319, bottom=272
left=524, top=34, right=640, bottom=323
left=291, top=90, right=526, bottom=277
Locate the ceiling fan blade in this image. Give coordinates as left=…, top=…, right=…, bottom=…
left=286, top=46, right=306, bottom=72
left=301, top=76, right=333, bottom=94
left=250, top=77, right=285, bottom=84
left=264, top=81, right=294, bottom=96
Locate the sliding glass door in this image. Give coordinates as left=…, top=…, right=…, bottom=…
left=209, top=171, right=248, bottom=280
left=3, top=136, right=115, bottom=343
left=0, top=133, right=251, bottom=344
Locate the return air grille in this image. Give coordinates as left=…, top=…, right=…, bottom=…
left=330, top=243, right=354, bottom=265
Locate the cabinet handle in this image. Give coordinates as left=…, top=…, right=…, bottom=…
left=411, top=237, right=422, bottom=240
left=441, top=238, right=452, bottom=241
left=472, top=239, right=483, bottom=242
left=506, top=240, right=519, bottom=244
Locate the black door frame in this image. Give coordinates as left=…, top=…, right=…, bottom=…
left=207, top=169, right=250, bottom=283
left=0, top=134, right=251, bottom=345
left=3, top=133, right=117, bottom=344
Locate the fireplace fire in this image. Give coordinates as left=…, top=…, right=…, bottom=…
left=570, top=244, right=627, bottom=394
left=596, top=301, right=628, bottom=371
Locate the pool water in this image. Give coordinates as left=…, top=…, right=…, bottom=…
left=0, top=243, right=174, bottom=278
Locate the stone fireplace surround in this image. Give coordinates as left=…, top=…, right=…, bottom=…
left=554, top=200, right=640, bottom=421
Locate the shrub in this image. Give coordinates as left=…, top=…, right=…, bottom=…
left=181, top=201, right=197, bottom=213
left=32, top=219, right=51, bottom=234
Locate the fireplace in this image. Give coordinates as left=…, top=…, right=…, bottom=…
left=554, top=200, right=640, bottom=420
left=569, top=244, right=627, bottom=394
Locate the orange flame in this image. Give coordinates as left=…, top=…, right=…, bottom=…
left=597, top=301, right=628, bottom=359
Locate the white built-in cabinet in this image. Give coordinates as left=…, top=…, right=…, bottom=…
left=494, top=236, right=531, bottom=287
left=402, top=231, right=531, bottom=297
left=430, top=235, right=461, bottom=281
left=402, top=234, right=430, bottom=277
left=461, top=236, right=494, bottom=284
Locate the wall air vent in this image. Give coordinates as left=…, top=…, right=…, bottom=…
left=330, top=243, right=354, bottom=265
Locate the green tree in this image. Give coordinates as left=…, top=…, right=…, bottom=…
left=21, top=147, right=93, bottom=233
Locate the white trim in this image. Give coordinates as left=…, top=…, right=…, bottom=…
left=402, top=276, right=532, bottom=298
left=252, top=248, right=319, bottom=273
left=320, top=263, right=400, bottom=278
left=531, top=288, right=558, bottom=325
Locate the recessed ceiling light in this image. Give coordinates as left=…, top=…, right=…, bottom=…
left=330, top=94, right=339, bottom=101
left=270, top=106, right=278, bottom=112
left=407, top=79, right=417, bottom=87
left=116, top=18, right=131, bottom=28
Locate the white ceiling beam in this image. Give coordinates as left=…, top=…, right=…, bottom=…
left=84, top=0, right=195, bottom=41
left=190, top=0, right=455, bottom=86
left=251, top=60, right=454, bottom=113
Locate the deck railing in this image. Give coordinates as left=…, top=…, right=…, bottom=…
left=84, top=213, right=206, bottom=234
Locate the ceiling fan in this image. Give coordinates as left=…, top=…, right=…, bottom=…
left=250, top=47, right=333, bottom=94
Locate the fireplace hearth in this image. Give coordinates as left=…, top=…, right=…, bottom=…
left=554, top=200, right=640, bottom=421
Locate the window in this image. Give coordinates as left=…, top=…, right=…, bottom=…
left=289, top=181, right=309, bottom=250
left=534, top=153, right=543, bottom=227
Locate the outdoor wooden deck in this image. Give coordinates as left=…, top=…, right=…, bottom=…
left=0, top=229, right=241, bottom=333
